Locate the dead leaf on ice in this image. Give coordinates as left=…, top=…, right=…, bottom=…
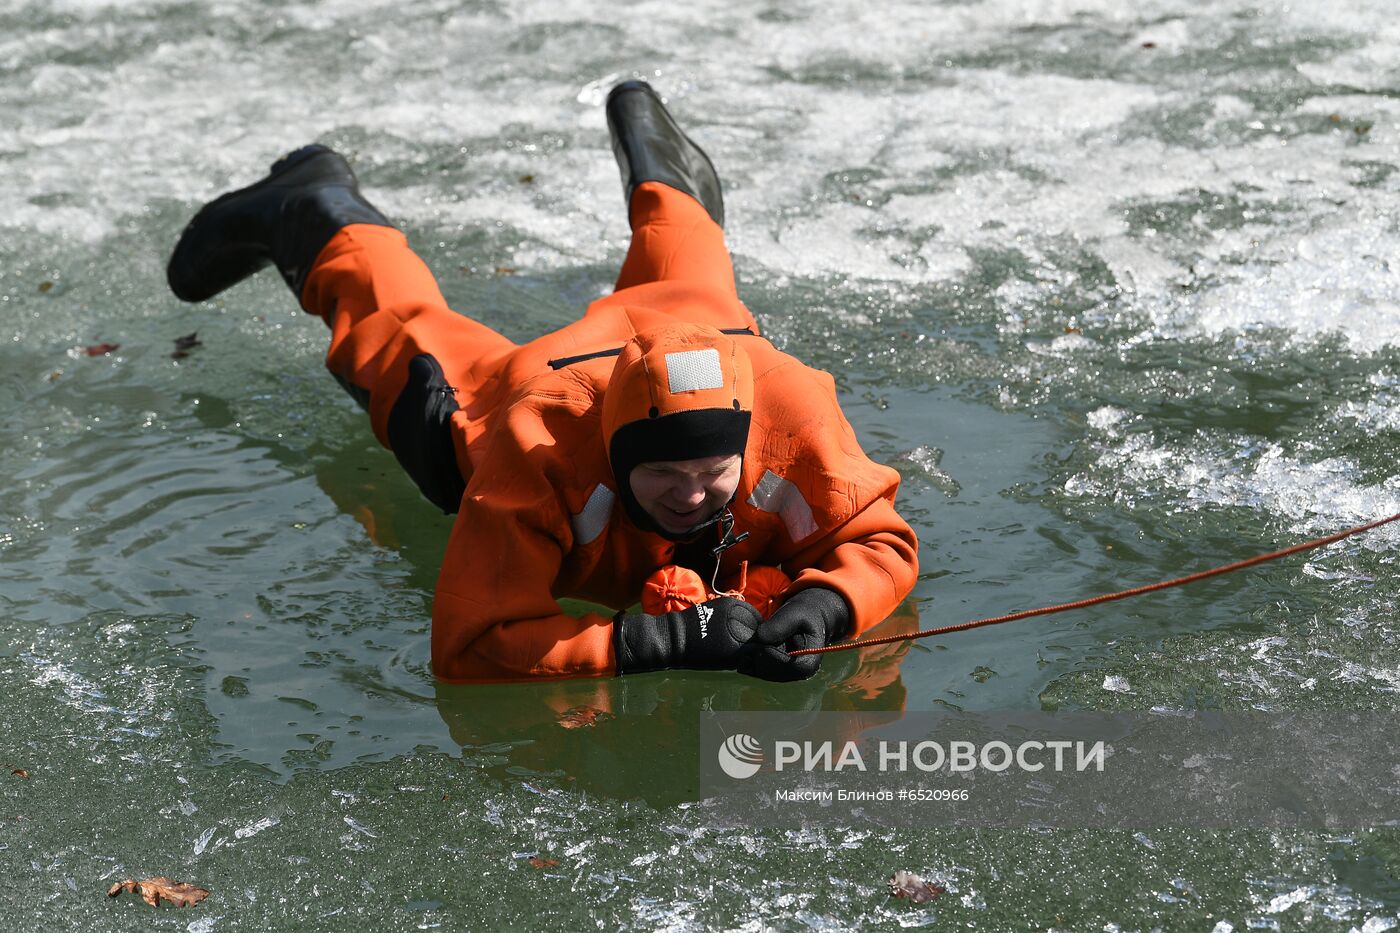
left=107, top=877, right=210, bottom=908
left=888, top=870, right=945, bottom=903
left=171, top=332, right=203, bottom=359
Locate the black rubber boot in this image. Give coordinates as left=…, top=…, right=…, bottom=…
left=605, top=80, right=724, bottom=229
left=167, top=144, right=393, bottom=303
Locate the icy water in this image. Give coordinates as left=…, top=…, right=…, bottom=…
left=2, top=0, right=1399, bottom=929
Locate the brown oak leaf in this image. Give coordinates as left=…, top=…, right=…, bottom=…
left=557, top=705, right=612, bottom=729
left=888, top=870, right=945, bottom=903
left=107, top=877, right=209, bottom=908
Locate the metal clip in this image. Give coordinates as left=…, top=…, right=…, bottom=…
left=708, top=509, right=750, bottom=598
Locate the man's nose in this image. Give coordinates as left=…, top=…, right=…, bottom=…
left=673, top=476, right=707, bottom=506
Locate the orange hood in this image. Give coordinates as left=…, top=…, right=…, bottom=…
left=602, top=323, right=754, bottom=537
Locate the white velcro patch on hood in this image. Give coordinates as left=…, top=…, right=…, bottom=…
left=747, top=470, right=818, bottom=542
left=571, top=484, right=615, bottom=546
left=664, top=348, right=724, bottom=394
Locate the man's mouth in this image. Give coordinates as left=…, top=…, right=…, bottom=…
left=660, top=504, right=708, bottom=529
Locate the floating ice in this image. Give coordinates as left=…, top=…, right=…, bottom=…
left=1087, top=406, right=1130, bottom=432
left=1183, top=215, right=1400, bottom=354
left=234, top=816, right=280, bottom=840
left=193, top=827, right=217, bottom=856
left=1065, top=432, right=1400, bottom=549
left=1265, top=886, right=1315, bottom=913
left=893, top=445, right=961, bottom=497
left=343, top=816, right=378, bottom=838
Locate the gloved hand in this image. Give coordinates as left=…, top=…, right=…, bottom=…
left=742, top=587, right=853, bottom=682
left=613, top=597, right=763, bottom=675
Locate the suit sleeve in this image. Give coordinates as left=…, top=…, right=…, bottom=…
left=756, top=364, right=920, bottom=636
left=428, top=409, right=619, bottom=683
left=783, top=497, right=919, bottom=637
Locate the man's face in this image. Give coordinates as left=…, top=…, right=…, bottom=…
left=629, top=454, right=742, bottom=535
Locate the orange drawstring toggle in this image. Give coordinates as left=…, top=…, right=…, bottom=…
left=641, top=561, right=793, bottom=619
left=640, top=565, right=710, bottom=614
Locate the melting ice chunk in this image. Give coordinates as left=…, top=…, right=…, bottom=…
left=234, top=817, right=280, bottom=839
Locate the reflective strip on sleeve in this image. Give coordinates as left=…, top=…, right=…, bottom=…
left=747, top=470, right=818, bottom=542
left=664, top=348, right=725, bottom=394
left=571, top=484, right=615, bottom=546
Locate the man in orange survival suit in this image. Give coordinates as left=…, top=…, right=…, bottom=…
left=166, top=80, right=918, bottom=683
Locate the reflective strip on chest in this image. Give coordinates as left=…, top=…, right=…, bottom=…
left=747, top=470, right=818, bottom=542
left=571, top=484, right=615, bottom=546
left=664, top=348, right=725, bottom=393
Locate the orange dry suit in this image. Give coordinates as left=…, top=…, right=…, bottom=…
left=298, top=182, right=919, bottom=682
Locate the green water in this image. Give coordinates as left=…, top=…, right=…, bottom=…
left=2, top=0, right=1398, bottom=929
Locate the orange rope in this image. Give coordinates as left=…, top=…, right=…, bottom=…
left=791, top=511, right=1400, bottom=657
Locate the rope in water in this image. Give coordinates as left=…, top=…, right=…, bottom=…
left=790, top=511, right=1400, bottom=657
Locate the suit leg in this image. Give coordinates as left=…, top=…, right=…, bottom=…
left=300, top=224, right=517, bottom=512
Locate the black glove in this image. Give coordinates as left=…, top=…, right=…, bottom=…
left=614, top=597, right=762, bottom=675
left=743, top=587, right=852, bottom=682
